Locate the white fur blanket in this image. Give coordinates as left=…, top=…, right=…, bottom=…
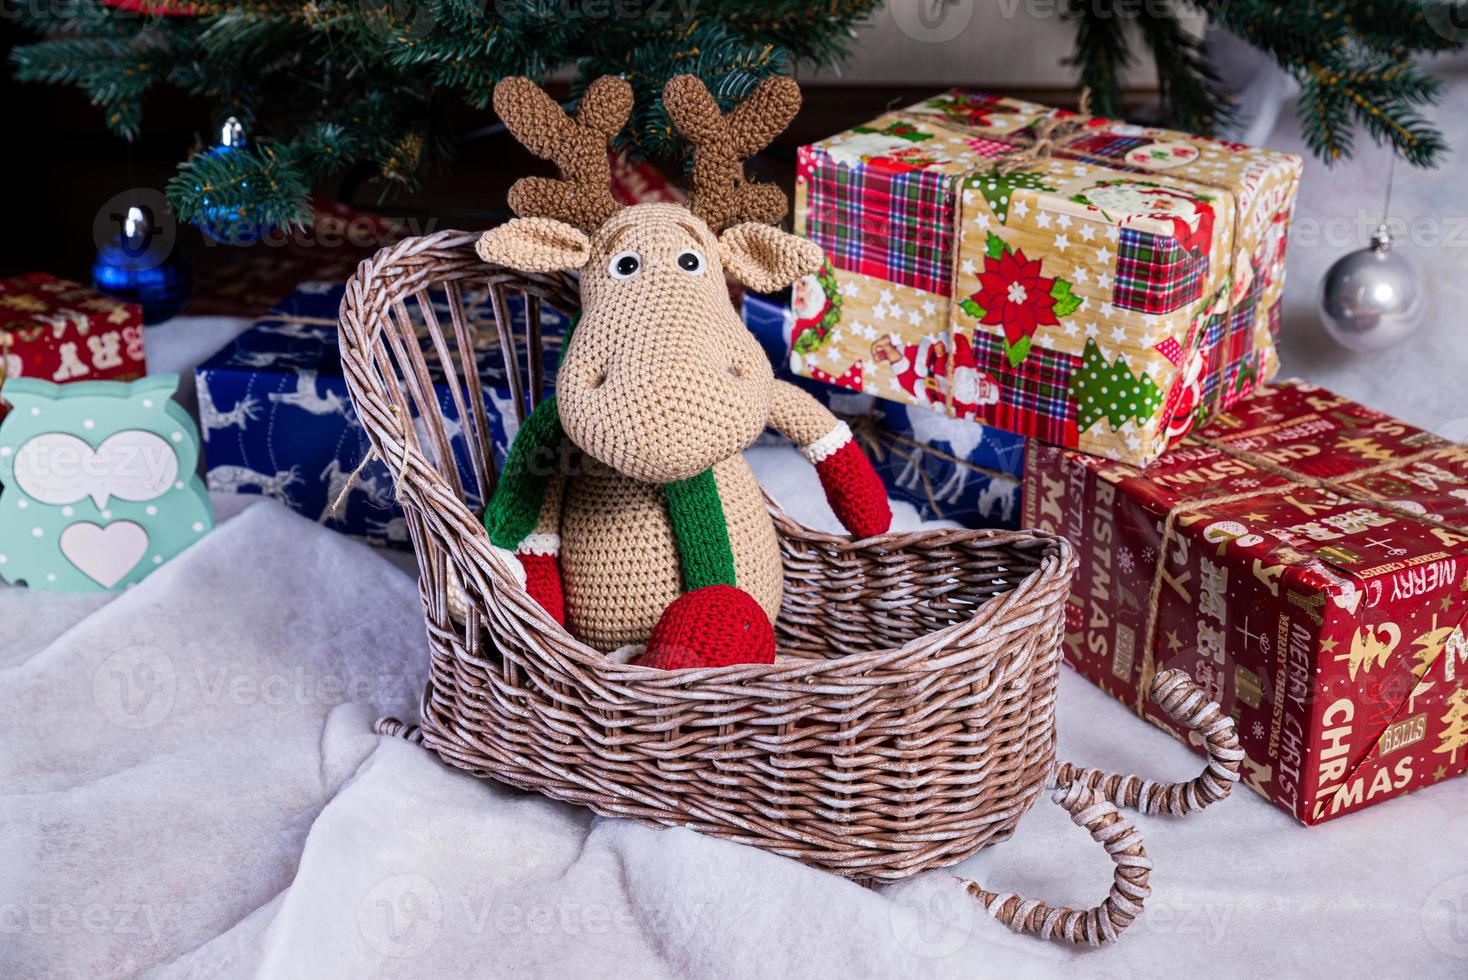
left=3, top=473, right=1464, bottom=979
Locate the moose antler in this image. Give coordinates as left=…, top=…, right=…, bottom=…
left=663, top=74, right=802, bottom=232
left=493, top=75, right=634, bottom=233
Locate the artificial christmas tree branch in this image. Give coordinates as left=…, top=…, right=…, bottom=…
left=1067, top=0, right=1462, bottom=168
left=12, top=0, right=878, bottom=233
left=1064, top=0, right=1133, bottom=122
left=12, top=0, right=1466, bottom=235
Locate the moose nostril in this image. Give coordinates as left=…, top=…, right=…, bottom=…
left=727, top=363, right=745, bottom=380
left=587, top=368, right=607, bottom=389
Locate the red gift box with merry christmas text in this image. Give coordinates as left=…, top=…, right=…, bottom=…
left=0, top=274, right=146, bottom=389
left=1023, top=379, right=1468, bottom=824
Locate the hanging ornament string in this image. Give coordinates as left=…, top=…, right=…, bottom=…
left=1382, top=151, right=1396, bottom=231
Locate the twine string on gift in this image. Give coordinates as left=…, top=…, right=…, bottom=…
left=1134, top=435, right=1468, bottom=716
left=992, top=88, right=1094, bottom=177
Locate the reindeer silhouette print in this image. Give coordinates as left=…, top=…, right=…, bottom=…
left=207, top=465, right=304, bottom=503
left=477, top=74, right=892, bottom=669
left=268, top=371, right=354, bottom=418
left=196, top=383, right=261, bottom=442
left=320, top=457, right=395, bottom=514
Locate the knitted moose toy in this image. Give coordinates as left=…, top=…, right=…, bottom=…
left=476, top=73, right=892, bottom=670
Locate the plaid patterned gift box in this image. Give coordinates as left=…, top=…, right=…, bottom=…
left=791, top=89, right=1303, bottom=468
left=1113, top=227, right=1209, bottom=315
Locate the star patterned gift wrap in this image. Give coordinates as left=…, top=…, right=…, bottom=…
left=791, top=89, right=1302, bottom=468
left=1025, top=380, right=1468, bottom=824
left=0, top=273, right=146, bottom=392
left=196, top=281, right=566, bottom=547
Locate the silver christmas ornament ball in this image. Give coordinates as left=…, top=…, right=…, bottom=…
left=1318, top=225, right=1425, bottom=352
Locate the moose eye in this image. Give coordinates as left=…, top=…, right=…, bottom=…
left=608, top=251, right=641, bottom=279
left=677, top=250, right=704, bottom=275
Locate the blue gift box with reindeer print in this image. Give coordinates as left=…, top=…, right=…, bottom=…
left=195, top=281, right=568, bottom=547
left=865, top=398, right=1026, bottom=530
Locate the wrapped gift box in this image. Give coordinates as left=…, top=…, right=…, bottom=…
left=0, top=273, right=146, bottom=389
left=792, top=89, right=1302, bottom=467
left=743, top=288, right=1023, bottom=529
left=1023, top=380, right=1468, bottom=824
left=196, top=281, right=567, bottom=547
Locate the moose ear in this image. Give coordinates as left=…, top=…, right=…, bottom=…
left=718, top=223, right=825, bottom=293
left=477, top=217, right=591, bottom=273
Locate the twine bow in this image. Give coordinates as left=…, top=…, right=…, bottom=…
left=993, top=89, right=1094, bottom=176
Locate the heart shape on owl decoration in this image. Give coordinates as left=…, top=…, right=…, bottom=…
left=59, top=521, right=149, bottom=588
left=0, top=374, right=214, bottom=592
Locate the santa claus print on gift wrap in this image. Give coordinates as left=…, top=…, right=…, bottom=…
left=929, top=332, right=1000, bottom=418
left=1163, top=347, right=1207, bottom=444
left=870, top=334, right=934, bottom=403
left=1070, top=179, right=1217, bottom=316
left=789, top=258, right=843, bottom=365
left=958, top=233, right=1082, bottom=367
left=869, top=333, right=998, bottom=418
left=1256, top=210, right=1292, bottom=293
left=1073, top=179, right=1216, bottom=251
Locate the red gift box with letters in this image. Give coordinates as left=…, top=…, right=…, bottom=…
left=1024, top=379, right=1468, bottom=824
left=0, top=273, right=146, bottom=389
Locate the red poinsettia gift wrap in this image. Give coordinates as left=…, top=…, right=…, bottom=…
left=0, top=274, right=146, bottom=388
left=1024, top=380, right=1468, bottom=824
left=791, top=89, right=1302, bottom=467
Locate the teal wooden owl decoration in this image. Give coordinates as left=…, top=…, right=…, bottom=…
left=0, top=374, right=214, bottom=591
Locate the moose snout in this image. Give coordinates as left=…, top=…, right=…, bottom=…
left=559, top=323, right=774, bottom=485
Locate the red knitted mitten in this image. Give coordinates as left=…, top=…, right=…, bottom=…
left=804, top=425, right=892, bottom=538
left=631, top=585, right=776, bottom=670
left=518, top=551, right=566, bottom=625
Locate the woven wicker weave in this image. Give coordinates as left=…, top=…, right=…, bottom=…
left=337, top=231, right=1243, bottom=943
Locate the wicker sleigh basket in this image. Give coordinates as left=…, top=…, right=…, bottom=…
left=339, top=230, right=1245, bottom=946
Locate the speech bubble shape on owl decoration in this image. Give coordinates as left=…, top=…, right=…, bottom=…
left=0, top=374, right=214, bottom=591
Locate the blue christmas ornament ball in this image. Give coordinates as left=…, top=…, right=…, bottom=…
left=92, top=200, right=192, bottom=324
left=198, top=116, right=272, bottom=245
